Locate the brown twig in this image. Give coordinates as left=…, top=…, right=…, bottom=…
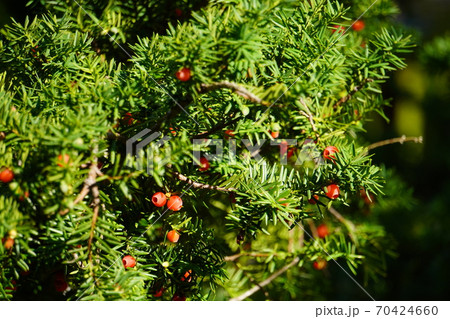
left=248, top=276, right=270, bottom=300
left=229, top=256, right=300, bottom=301
left=367, top=135, right=423, bottom=152
left=200, top=81, right=272, bottom=106
left=307, top=219, right=319, bottom=238
left=333, top=78, right=374, bottom=109
left=59, top=163, right=99, bottom=216
left=172, top=171, right=236, bottom=192
left=57, top=157, right=101, bottom=266
left=299, top=98, right=319, bottom=138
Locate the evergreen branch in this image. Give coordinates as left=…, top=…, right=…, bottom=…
left=200, top=81, right=274, bottom=106
left=229, top=256, right=300, bottom=301
left=172, top=171, right=236, bottom=192
left=150, top=103, right=184, bottom=132
left=59, top=162, right=100, bottom=216
left=367, top=135, right=423, bottom=151
left=87, top=167, right=101, bottom=266
left=58, top=157, right=101, bottom=267
left=299, top=98, right=319, bottom=138
left=333, top=78, right=374, bottom=109
left=192, top=116, right=240, bottom=139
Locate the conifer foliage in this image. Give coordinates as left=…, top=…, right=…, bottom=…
left=0, top=0, right=414, bottom=300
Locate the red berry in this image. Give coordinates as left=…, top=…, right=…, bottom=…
left=352, top=20, right=365, bottom=32
left=280, top=140, right=288, bottom=155
left=224, top=130, right=235, bottom=140
left=167, top=195, right=183, bottom=211
left=169, top=127, right=177, bottom=136
left=2, top=237, right=14, bottom=250
left=122, top=255, right=136, bottom=268
left=323, top=146, right=339, bottom=161
left=270, top=131, right=280, bottom=139
left=172, top=293, right=186, bottom=301
left=153, top=287, right=165, bottom=297
left=199, top=157, right=210, bottom=172
left=0, top=168, right=14, bottom=183
left=57, top=154, right=70, bottom=167
left=287, top=148, right=295, bottom=159
left=236, top=231, right=244, bottom=245
left=122, top=112, right=134, bottom=126
left=176, top=67, right=191, bottom=82
left=308, top=194, right=319, bottom=204
left=54, top=277, right=68, bottom=292
left=181, top=270, right=192, bottom=282
left=325, top=184, right=340, bottom=199
left=152, top=192, right=167, bottom=207
left=317, top=224, right=329, bottom=238
left=331, top=25, right=346, bottom=34
left=313, top=259, right=327, bottom=270
left=167, top=230, right=180, bottom=243
left=175, top=8, right=183, bottom=17
left=53, top=271, right=68, bottom=292
left=18, top=190, right=29, bottom=202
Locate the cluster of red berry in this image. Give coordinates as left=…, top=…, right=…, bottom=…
left=308, top=145, right=340, bottom=272
left=313, top=224, right=330, bottom=270
left=0, top=153, right=72, bottom=204
left=152, top=192, right=183, bottom=211
left=152, top=191, right=186, bottom=243
left=307, top=146, right=341, bottom=204
left=110, top=190, right=190, bottom=299
left=121, top=254, right=193, bottom=300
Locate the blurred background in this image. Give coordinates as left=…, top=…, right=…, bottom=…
left=1, top=0, right=449, bottom=300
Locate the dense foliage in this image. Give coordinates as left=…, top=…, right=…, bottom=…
left=0, top=0, right=416, bottom=300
